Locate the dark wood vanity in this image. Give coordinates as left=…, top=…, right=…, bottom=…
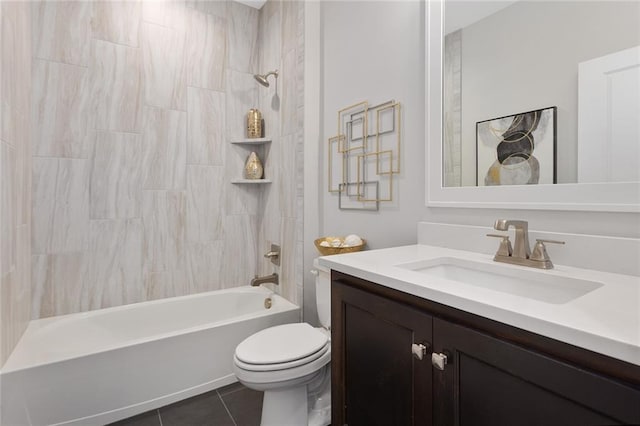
left=331, top=271, right=640, bottom=426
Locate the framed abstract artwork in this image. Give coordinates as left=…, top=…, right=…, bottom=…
left=476, top=106, right=557, bottom=186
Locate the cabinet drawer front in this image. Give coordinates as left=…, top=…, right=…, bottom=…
left=433, top=318, right=640, bottom=425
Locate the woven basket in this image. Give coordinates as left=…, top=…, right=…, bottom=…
left=314, top=237, right=366, bottom=256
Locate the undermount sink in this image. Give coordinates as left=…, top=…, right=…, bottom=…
left=396, top=257, right=603, bottom=304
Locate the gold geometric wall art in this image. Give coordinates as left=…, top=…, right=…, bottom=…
left=328, top=100, right=401, bottom=210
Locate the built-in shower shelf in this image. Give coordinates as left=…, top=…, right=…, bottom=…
left=230, top=179, right=272, bottom=184
left=230, top=138, right=271, bottom=145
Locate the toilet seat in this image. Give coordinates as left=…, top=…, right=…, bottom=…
left=234, top=343, right=329, bottom=372
left=233, top=323, right=332, bottom=385
left=233, top=346, right=331, bottom=386
left=235, top=323, right=328, bottom=366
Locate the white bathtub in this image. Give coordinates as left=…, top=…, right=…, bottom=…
left=0, top=286, right=299, bottom=425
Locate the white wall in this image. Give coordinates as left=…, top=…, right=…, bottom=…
left=320, top=0, right=426, bottom=249
left=308, top=0, right=639, bottom=323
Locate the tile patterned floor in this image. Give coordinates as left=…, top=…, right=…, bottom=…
left=109, top=382, right=263, bottom=426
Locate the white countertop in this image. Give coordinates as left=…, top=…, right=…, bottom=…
left=319, top=244, right=640, bottom=366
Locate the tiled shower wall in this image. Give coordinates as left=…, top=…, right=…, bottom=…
left=1, top=1, right=32, bottom=365
left=31, top=0, right=303, bottom=319
left=255, top=0, right=304, bottom=308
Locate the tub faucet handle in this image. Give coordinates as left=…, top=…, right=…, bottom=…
left=264, top=244, right=280, bottom=266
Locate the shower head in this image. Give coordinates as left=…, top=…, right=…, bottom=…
left=254, top=70, right=278, bottom=87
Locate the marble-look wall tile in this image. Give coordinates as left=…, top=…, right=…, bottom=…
left=255, top=0, right=304, bottom=310
left=32, top=0, right=91, bottom=66
left=90, top=132, right=142, bottom=219
left=258, top=0, right=281, bottom=74
left=141, top=23, right=186, bottom=111
left=90, top=39, right=142, bottom=133
left=256, top=1, right=281, bottom=139
left=2, top=3, right=30, bottom=146
left=225, top=70, right=258, bottom=139
left=86, top=219, right=142, bottom=310
left=31, top=252, right=86, bottom=318
left=91, top=1, right=142, bottom=48
left=142, top=190, right=185, bottom=273
left=185, top=9, right=226, bottom=91
left=142, top=106, right=187, bottom=190
left=280, top=49, right=297, bottom=136
left=186, top=166, right=225, bottom=243
left=222, top=214, right=257, bottom=288
left=32, top=59, right=89, bottom=159
left=2, top=0, right=31, bottom=367
left=280, top=217, right=297, bottom=304
left=278, top=134, right=296, bottom=218
left=32, top=158, right=89, bottom=254
left=186, top=0, right=227, bottom=19
left=10, top=224, right=31, bottom=348
left=1, top=271, right=15, bottom=362
left=17, top=120, right=32, bottom=227
left=187, top=86, right=225, bottom=165
left=1, top=142, right=16, bottom=276
left=142, top=0, right=187, bottom=31
left=143, top=269, right=188, bottom=301
left=281, top=0, right=297, bottom=55
left=186, top=241, right=224, bottom=293
left=228, top=1, right=258, bottom=74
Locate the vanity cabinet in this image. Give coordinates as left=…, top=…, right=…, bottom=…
left=331, top=271, right=640, bottom=426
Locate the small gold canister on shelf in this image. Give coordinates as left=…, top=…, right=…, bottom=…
left=247, top=108, right=263, bottom=138
left=244, top=151, right=264, bottom=179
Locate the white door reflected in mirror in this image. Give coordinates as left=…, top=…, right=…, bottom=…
left=578, top=46, right=640, bottom=184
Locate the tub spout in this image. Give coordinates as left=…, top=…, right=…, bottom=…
left=251, top=273, right=279, bottom=286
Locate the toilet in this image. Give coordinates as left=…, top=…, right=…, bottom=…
left=233, top=259, right=331, bottom=426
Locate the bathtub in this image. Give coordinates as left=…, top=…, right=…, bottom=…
left=0, top=286, right=299, bottom=425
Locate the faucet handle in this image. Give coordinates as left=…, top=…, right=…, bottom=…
left=486, top=233, right=513, bottom=257
left=264, top=244, right=280, bottom=266
left=530, top=239, right=565, bottom=262
left=536, top=238, right=565, bottom=245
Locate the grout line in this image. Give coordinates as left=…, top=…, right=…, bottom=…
left=156, top=409, right=164, bottom=426
left=217, top=390, right=238, bottom=426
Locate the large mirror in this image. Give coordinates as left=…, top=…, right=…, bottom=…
left=426, top=0, right=640, bottom=211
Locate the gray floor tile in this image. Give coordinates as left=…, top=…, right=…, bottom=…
left=159, top=391, right=235, bottom=426
left=217, top=381, right=245, bottom=396
left=108, top=409, right=161, bottom=426
left=221, top=387, right=264, bottom=426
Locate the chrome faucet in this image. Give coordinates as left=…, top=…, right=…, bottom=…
left=488, top=219, right=565, bottom=269
left=251, top=273, right=279, bottom=286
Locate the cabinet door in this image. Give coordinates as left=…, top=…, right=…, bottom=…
left=332, top=281, right=433, bottom=426
left=433, top=318, right=640, bottom=426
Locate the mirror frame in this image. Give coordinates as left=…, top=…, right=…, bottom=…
left=425, top=0, right=640, bottom=212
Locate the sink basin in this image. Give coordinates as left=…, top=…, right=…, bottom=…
left=396, top=257, right=603, bottom=304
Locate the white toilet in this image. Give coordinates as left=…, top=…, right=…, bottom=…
left=233, top=259, right=332, bottom=426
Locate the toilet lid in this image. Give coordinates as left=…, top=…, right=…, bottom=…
left=235, top=323, right=329, bottom=365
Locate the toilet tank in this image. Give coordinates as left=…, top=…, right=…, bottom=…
left=313, top=258, right=331, bottom=329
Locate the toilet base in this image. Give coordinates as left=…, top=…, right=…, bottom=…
left=261, top=386, right=308, bottom=426
left=257, top=365, right=331, bottom=426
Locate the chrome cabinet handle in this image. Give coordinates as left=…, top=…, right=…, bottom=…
left=431, top=352, right=448, bottom=371
left=412, top=343, right=429, bottom=361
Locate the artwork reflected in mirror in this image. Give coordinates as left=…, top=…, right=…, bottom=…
left=442, top=1, right=640, bottom=188
left=477, top=107, right=556, bottom=186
